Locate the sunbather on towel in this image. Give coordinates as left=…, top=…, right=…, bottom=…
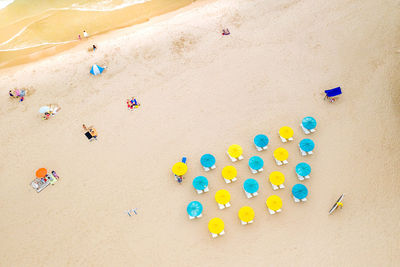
left=83, top=124, right=98, bottom=140
left=222, top=28, right=230, bottom=35
left=127, top=97, right=140, bottom=110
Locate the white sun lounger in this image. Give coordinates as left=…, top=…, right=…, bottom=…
left=271, top=183, right=279, bottom=190
left=255, top=144, right=268, bottom=151
left=302, top=198, right=307, bottom=202
left=203, top=166, right=210, bottom=171
left=250, top=167, right=258, bottom=174
left=301, top=124, right=311, bottom=135
left=241, top=220, right=247, bottom=225
left=299, top=147, right=307, bottom=156
left=204, top=186, right=209, bottom=192
left=225, top=202, right=231, bottom=208
left=288, top=137, right=294, bottom=141
left=211, top=233, right=218, bottom=238
left=280, top=136, right=287, bottom=143
left=218, top=203, right=225, bottom=209
left=293, top=196, right=300, bottom=203
left=224, top=178, right=231, bottom=184
left=227, top=152, right=237, bottom=162
left=307, top=151, right=313, bottom=155
left=279, top=184, right=285, bottom=189
left=283, top=160, right=288, bottom=165
left=276, top=209, right=282, bottom=213
left=268, top=209, right=276, bottom=215
left=275, top=158, right=283, bottom=166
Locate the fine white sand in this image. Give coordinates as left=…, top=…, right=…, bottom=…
left=0, top=0, right=399, bottom=266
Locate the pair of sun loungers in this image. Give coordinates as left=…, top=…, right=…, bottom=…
left=293, top=196, right=307, bottom=202
left=211, top=231, right=225, bottom=238
left=268, top=208, right=282, bottom=215
left=31, top=171, right=59, bottom=193
left=245, top=191, right=258, bottom=199
left=218, top=202, right=231, bottom=210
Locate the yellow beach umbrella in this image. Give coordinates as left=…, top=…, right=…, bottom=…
left=273, top=147, right=289, bottom=161
left=208, top=218, right=225, bottom=234
left=172, top=162, right=187, bottom=176
left=238, top=206, right=255, bottom=222
left=279, top=126, right=294, bottom=139
left=215, top=189, right=231, bottom=205
left=266, top=195, right=283, bottom=211
left=222, top=166, right=237, bottom=180
left=269, top=171, right=285, bottom=185
left=228, top=144, right=243, bottom=158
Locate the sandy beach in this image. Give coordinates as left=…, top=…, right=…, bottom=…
left=0, top=0, right=400, bottom=266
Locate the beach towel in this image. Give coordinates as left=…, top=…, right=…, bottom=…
left=85, top=132, right=93, bottom=140
left=325, top=87, right=342, bottom=97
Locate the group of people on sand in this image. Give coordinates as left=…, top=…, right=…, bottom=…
left=77, top=30, right=97, bottom=52
left=9, top=88, right=28, bottom=102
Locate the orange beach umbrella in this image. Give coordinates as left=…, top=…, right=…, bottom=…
left=36, top=168, right=47, bottom=178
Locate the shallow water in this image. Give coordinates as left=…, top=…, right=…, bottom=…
left=0, top=0, right=193, bottom=67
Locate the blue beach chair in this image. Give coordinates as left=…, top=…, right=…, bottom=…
left=324, top=87, right=342, bottom=102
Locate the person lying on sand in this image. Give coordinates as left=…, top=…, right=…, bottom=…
left=127, top=97, right=140, bottom=110
left=83, top=124, right=98, bottom=140
left=9, top=88, right=27, bottom=102
left=222, top=28, right=230, bottom=35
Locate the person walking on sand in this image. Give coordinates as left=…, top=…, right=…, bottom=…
left=78, top=34, right=81, bottom=40
left=83, top=30, right=89, bottom=38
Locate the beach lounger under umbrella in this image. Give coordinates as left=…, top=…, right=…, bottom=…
left=208, top=217, right=225, bottom=238
left=187, top=201, right=203, bottom=220
left=90, top=64, right=105, bottom=76
left=295, top=162, right=311, bottom=180
left=215, top=189, right=231, bottom=209
left=269, top=171, right=285, bottom=190
left=192, top=176, right=209, bottom=194
left=248, top=156, right=264, bottom=174
left=273, top=147, right=289, bottom=165
left=200, top=154, right=216, bottom=171
left=292, top=184, right=308, bottom=202
left=301, top=117, right=317, bottom=134
left=172, top=162, right=187, bottom=183
left=227, top=144, right=244, bottom=162
left=238, top=206, right=255, bottom=225
left=254, top=134, right=269, bottom=151
left=299, top=138, right=315, bottom=156
left=243, top=178, right=259, bottom=199
left=279, top=126, right=294, bottom=143
left=221, top=166, right=238, bottom=183
left=266, top=195, right=283, bottom=215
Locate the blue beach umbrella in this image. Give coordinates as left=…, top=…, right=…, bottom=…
left=302, top=117, right=317, bottom=130
left=292, top=184, right=308, bottom=199
left=187, top=201, right=203, bottom=217
left=90, top=64, right=105, bottom=76
left=200, top=154, right=216, bottom=168
left=192, top=176, right=208, bottom=190
left=248, top=156, right=264, bottom=170
left=243, top=178, right=259, bottom=194
left=299, top=139, right=315, bottom=152
left=254, top=134, right=269, bottom=148
left=295, top=162, right=311, bottom=177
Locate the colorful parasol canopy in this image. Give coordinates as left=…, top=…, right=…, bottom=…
left=295, top=162, right=311, bottom=176
left=299, top=139, right=315, bottom=152
left=254, top=134, right=269, bottom=148
left=200, top=154, right=216, bottom=168
left=172, top=162, right=187, bottom=176
left=266, top=195, right=283, bottom=211
left=187, top=201, right=203, bottom=217
left=269, top=171, right=285, bottom=185
left=302, top=116, right=317, bottom=130
left=228, top=144, right=243, bottom=158
left=238, top=206, right=255, bottom=222
left=208, top=218, right=224, bottom=234
left=36, top=168, right=47, bottom=178
left=192, top=176, right=208, bottom=190
left=215, top=189, right=231, bottom=205
left=273, top=147, right=289, bottom=161
left=222, top=166, right=237, bottom=180
left=248, top=156, right=264, bottom=170
left=243, top=178, right=259, bottom=194
left=292, top=184, right=308, bottom=199
left=279, top=126, right=294, bottom=139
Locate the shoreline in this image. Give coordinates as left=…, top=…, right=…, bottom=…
left=0, top=0, right=211, bottom=71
